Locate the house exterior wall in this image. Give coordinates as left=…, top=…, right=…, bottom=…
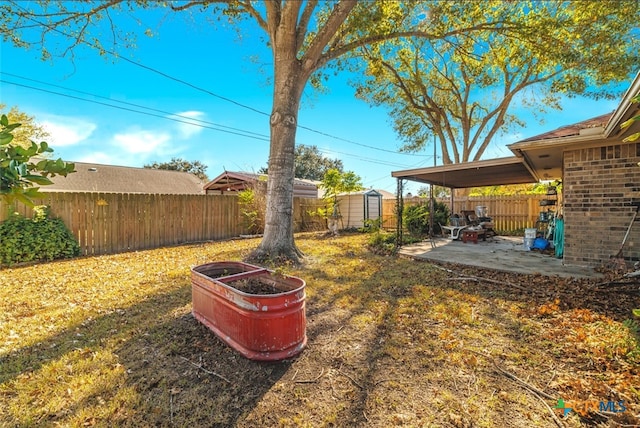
left=563, top=142, right=640, bottom=267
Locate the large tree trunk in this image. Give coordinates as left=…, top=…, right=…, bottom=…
left=250, top=37, right=307, bottom=263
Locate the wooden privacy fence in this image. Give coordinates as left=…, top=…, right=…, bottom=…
left=382, top=194, right=560, bottom=232
left=1, top=192, right=326, bottom=256
left=0, top=191, right=556, bottom=256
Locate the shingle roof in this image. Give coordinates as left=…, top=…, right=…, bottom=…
left=516, top=112, right=613, bottom=143
left=203, top=171, right=317, bottom=191
left=203, top=171, right=318, bottom=198
left=43, top=161, right=206, bottom=194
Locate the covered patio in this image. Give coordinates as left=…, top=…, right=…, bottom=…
left=398, top=235, right=602, bottom=278
left=391, top=153, right=572, bottom=277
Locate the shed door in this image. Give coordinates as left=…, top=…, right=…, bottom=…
left=365, top=194, right=381, bottom=220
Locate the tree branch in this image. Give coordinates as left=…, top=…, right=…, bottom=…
left=301, top=0, right=357, bottom=74
left=316, top=20, right=518, bottom=71
left=296, top=0, right=318, bottom=52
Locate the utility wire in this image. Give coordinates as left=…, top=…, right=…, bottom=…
left=317, top=146, right=432, bottom=168
left=8, top=3, right=431, bottom=158
left=1, top=71, right=269, bottom=139
left=1, top=79, right=271, bottom=142
left=3, top=72, right=433, bottom=168
left=2, top=77, right=426, bottom=169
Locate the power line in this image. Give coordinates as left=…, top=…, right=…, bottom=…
left=2, top=72, right=433, bottom=168
left=1, top=71, right=270, bottom=139
left=1, top=79, right=272, bottom=142
left=8, top=2, right=431, bottom=158
left=316, top=146, right=432, bottom=169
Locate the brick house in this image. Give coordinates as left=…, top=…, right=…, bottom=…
left=393, top=71, right=640, bottom=268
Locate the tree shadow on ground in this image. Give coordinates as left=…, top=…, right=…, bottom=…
left=247, top=251, right=639, bottom=427
left=1, top=284, right=290, bottom=427
left=3, top=233, right=638, bottom=427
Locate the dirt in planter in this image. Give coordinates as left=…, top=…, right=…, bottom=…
left=225, top=277, right=291, bottom=295
left=198, top=267, right=246, bottom=279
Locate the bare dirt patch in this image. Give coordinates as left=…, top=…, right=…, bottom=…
left=0, top=233, right=638, bottom=427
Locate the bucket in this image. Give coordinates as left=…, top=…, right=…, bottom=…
left=524, top=228, right=537, bottom=239
left=523, top=237, right=535, bottom=251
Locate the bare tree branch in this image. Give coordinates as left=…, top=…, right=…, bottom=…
left=301, top=0, right=357, bottom=74
left=296, top=0, right=317, bottom=52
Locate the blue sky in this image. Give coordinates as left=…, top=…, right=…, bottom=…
left=0, top=7, right=625, bottom=195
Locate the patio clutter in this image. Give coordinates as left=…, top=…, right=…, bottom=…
left=440, top=207, right=496, bottom=241
left=524, top=228, right=536, bottom=250
left=461, top=206, right=496, bottom=238
left=461, top=229, right=485, bottom=244
left=439, top=215, right=468, bottom=240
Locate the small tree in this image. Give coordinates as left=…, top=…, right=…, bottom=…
left=0, top=115, right=75, bottom=208
left=0, top=104, right=50, bottom=150
left=237, top=176, right=268, bottom=235
left=319, top=169, right=364, bottom=235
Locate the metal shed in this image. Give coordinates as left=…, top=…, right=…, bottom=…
left=336, top=189, right=383, bottom=229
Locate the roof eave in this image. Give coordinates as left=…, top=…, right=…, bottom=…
left=604, top=70, right=640, bottom=137
left=508, top=132, right=608, bottom=152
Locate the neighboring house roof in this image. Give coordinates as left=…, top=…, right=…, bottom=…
left=203, top=171, right=318, bottom=198
left=392, top=70, right=640, bottom=189
left=43, top=161, right=206, bottom=194
left=377, top=189, right=397, bottom=199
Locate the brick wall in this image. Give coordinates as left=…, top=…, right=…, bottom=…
left=563, top=142, right=640, bottom=267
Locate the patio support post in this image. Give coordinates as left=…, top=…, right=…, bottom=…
left=450, top=189, right=455, bottom=217
left=396, top=178, right=404, bottom=250
left=430, top=185, right=434, bottom=238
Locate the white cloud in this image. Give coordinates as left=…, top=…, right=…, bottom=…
left=112, top=130, right=172, bottom=155
left=171, top=110, right=205, bottom=139
left=40, top=115, right=97, bottom=147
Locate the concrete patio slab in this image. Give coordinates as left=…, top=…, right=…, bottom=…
left=398, top=235, right=603, bottom=279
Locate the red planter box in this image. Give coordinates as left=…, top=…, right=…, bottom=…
left=191, top=261, right=307, bottom=361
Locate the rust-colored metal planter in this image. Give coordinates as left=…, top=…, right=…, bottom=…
left=191, top=261, right=307, bottom=361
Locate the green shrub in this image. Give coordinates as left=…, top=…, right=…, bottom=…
left=238, top=188, right=265, bottom=235
left=367, top=230, right=422, bottom=255
left=403, top=200, right=450, bottom=237
left=359, top=218, right=382, bottom=233
left=0, top=206, right=80, bottom=266
left=367, top=231, right=397, bottom=255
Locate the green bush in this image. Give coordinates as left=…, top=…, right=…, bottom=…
left=403, top=200, right=450, bottom=237
left=367, top=231, right=397, bottom=255
left=359, top=218, right=382, bottom=233
left=238, top=188, right=267, bottom=235
left=367, top=230, right=422, bottom=255
left=0, top=206, right=80, bottom=266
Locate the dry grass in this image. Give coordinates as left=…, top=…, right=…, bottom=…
left=1, top=233, right=639, bottom=427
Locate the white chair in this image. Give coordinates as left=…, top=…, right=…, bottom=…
left=439, top=216, right=468, bottom=240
